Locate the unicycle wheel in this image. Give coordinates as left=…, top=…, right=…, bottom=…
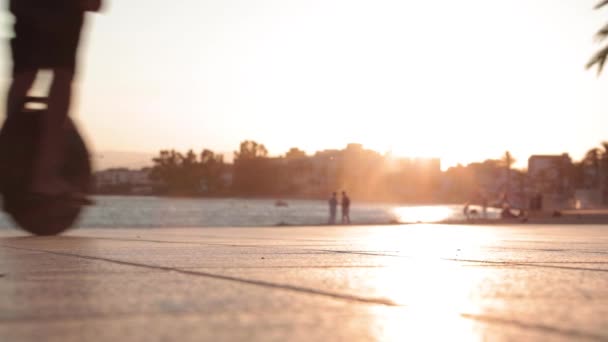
left=0, top=102, right=92, bottom=235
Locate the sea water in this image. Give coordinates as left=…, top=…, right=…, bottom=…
left=0, top=196, right=501, bottom=229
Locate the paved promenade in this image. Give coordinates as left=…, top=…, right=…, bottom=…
left=0, top=224, right=607, bottom=341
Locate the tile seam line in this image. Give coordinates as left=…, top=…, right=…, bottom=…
left=444, top=258, right=608, bottom=273
left=55, top=236, right=353, bottom=250
left=14, top=236, right=403, bottom=256
left=315, top=250, right=608, bottom=272
left=0, top=244, right=398, bottom=307
left=460, top=313, right=605, bottom=341
left=55, top=236, right=608, bottom=261
left=4, top=241, right=605, bottom=272
left=2, top=242, right=604, bottom=272
left=56, top=236, right=608, bottom=259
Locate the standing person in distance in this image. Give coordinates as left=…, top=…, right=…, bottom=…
left=341, top=191, right=351, bottom=224
left=328, top=192, right=338, bottom=224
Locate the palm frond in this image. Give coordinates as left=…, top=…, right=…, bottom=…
left=595, top=0, right=608, bottom=9
left=587, top=44, right=608, bottom=74
left=596, top=23, right=608, bottom=42
left=590, top=2, right=608, bottom=74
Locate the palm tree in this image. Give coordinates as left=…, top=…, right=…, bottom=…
left=588, top=1, right=608, bottom=74
left=583, top=147, right=602, bottom=187
left=581, top=143, right=608, bottom=195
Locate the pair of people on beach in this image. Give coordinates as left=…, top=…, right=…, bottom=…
left=328, top=191, right=350, bottom=224
left=6, top=0, right=102, bottom=204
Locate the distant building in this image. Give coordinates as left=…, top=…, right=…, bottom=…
left=575, top=155, right=607, bottom=208
left=309, top=150, right=342, bottom=196
left=282, top=155, right=315, bottom=196
left=528, top=154, right=575, bottom=210
left=528, top=154, right=572, bottom=193
left=94, top=168, right=156, bottom=194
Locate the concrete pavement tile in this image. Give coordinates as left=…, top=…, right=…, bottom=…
left=1, top=225, right=607, bottom=341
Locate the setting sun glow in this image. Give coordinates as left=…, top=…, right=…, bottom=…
left=0, top=0, right=605, bottom=168
left=393, top=206, right=453, bottom=223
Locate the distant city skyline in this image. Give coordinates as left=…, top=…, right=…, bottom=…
left=93, top=139, right=605, bottom=173
left=94, top=140, right=605, bottom=209
left=0, top=0, right=607, bottom=169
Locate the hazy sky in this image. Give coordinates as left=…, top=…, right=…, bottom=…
left=0, top=0, right=606, bottom=169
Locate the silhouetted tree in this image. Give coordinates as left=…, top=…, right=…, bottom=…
left=583, top=147, right=602, bottom=187
left=441, top=159, right=507, bottom=203
left=284, top=148, right=311, bottom=195
left=181, top=149, right=201, bottom=192
left=233, top=140, right=279, bottom=195
left=200, top=149, right=225, bottom=193
left=285, top=147, right=307, bottom=159
left=234, top=140, right=268, bottom=160
left=442, top=164, right=477, bottom=202
left=580, top=143, right=608, bottom=203
left=150, top=150, right=186, bottom=194
left=150, top=148, right=225, bottom=195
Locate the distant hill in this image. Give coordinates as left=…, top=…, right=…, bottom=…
left=91, top=151, right=155, bottom=171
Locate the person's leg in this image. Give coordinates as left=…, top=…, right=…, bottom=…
left=29, top=68, right=74, bottom=195
left=6, top=69, right=37, bottom=117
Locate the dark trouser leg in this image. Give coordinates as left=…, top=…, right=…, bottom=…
left=30, top=68, right=74, bottom=194
left=6, top=69, right=37, bottom=117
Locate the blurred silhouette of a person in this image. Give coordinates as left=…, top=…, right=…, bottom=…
left=463, top=201, right=470, bottom=220
left=6, top=0, right=102, bottom=202
left=481, top=195, right=488, bottom=219
left=328, top=192, right=337, bottom=224
left=341, top=191, right=351, bottom=224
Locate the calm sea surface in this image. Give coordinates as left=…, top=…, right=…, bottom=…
left=0, top=196, right=502, bottom=229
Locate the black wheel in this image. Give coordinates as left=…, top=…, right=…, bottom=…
left=0, top=108, right=91, bottom=235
